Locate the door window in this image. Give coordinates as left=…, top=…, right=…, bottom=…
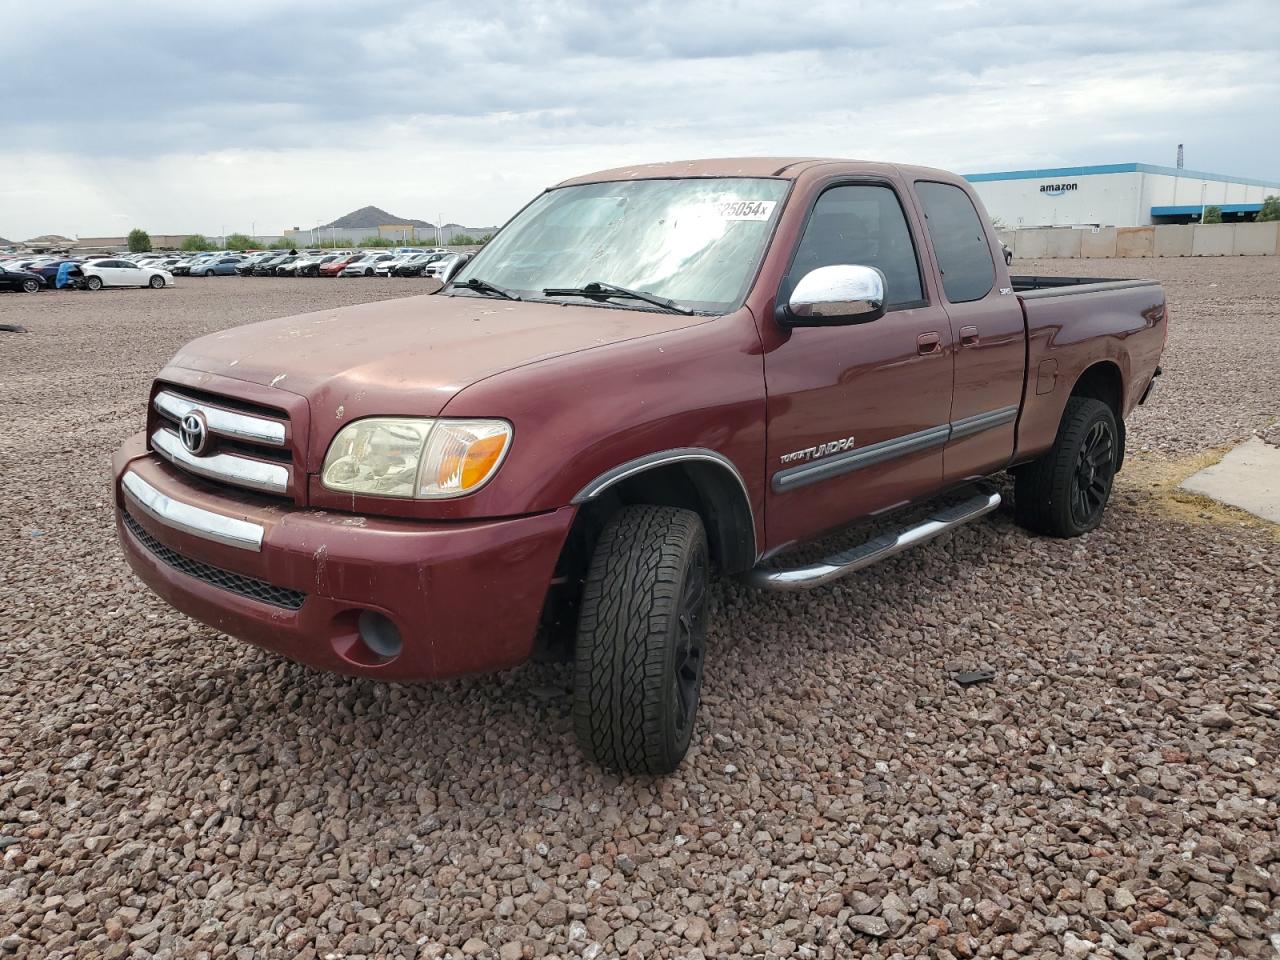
left=784, top=184, right=924, bottom=309
left=915, top=181, right=995, bottom=303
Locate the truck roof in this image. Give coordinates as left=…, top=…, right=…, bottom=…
left=557, top=157, right=962, bottom=186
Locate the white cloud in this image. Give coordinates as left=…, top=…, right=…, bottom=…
left=1, top=0, right=1276, bottom=238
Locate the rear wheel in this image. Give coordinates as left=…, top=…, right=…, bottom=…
left=21, top=278, right=40, bottom=294
left=149, top=274, right=165, bottom=289
left=573, top=505, right=709, bottom=774
left=85, top=275, right=103, bottom=291
left=1015, top=396, right=1118, bottom=537
left=204, top=269, right=215, bottom=277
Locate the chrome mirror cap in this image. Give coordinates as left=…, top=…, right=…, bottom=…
left=784, top=264, right=887, bottom=326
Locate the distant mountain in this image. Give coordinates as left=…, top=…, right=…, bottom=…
left=0, top=237, right=11, bottom=246
left=320, top=206, right=433, bottom=230
left=315, top=207, right=498, bottom=236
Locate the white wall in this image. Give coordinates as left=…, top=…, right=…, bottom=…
left=970, top=169, right=1280, bottom=228
left=971, top=173, right=1141, bottom=228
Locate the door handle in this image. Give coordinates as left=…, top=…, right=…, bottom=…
left=916, top=332, right=942, bottom=356
left=959, top=325, right=980, bottom=346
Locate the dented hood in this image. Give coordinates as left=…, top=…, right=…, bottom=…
left=168, top=292, right=707, bottom=423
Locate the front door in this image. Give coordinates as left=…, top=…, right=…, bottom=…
left=763, top=180, right=955, bottom=552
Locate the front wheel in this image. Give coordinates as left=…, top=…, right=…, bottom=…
left=149, top=275, right=165, bottom=289
left=21, top=278, right=40, bottom=294
left=1014, top=396, right=1118, bottom=537
left=203, top=270, right=215, bottom=277
left=573, top=505, right=709, bottom=774
left=85, top=275, right=103, bottom=291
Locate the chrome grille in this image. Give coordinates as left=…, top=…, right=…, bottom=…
left=151, top=387, right=295, bottom=500
left=123, top=510, right=306, bottom=611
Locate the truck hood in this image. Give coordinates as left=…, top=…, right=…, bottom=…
left=168, top=292, right=708, bottom=422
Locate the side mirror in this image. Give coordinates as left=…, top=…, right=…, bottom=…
left=777, top=264, right=887, bottom=327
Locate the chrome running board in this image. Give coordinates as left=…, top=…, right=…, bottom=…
left=744, top=486, right=1001, bottom=592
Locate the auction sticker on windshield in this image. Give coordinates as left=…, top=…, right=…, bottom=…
left=708, top=199, right=777, bottom=220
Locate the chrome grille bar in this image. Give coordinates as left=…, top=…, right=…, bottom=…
left=151, top=428, right=289, bottom=495
left=154, top=390, right=286, bottom=446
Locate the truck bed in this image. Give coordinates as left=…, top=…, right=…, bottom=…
left=1012, top=275, right=1160, bottom=297
left=1010, top=276, right=1166, bottom=464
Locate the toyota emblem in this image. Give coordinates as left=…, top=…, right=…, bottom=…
left=179, top=411, right=209, bottom=455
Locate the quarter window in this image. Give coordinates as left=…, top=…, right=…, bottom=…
left=915, top=181, right=995, bottom=303
left=785, top=184, right=924, bottom=309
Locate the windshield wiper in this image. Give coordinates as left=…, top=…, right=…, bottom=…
left=452, top=277, right=521, bottom=301
left=542, top=281, right=695, bottom=315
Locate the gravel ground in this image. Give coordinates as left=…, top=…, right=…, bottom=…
left=1, top=266, right=1277, bottom=960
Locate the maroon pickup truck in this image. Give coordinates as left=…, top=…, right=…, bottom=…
left=112, top=158, right=1166, bottom=773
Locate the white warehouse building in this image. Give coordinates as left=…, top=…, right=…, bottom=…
left=965, top=163, right=1280, bottom=228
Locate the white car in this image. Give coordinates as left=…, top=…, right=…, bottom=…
left=81, top=258, right=174, bottom=290
left=339, top=253, right=396, bottom=277
left=422, top=253, right=469, bottom=281
left=373, top=253, right=420, bottom=276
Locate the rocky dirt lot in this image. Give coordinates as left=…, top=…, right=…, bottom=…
left=1, top=264, right=1277, bottom=960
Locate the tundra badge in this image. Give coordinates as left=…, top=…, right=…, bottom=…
left=780, top=435, right=856, bottom=465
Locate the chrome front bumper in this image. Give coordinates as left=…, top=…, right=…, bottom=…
left=121, top=470, right=264, bottom=551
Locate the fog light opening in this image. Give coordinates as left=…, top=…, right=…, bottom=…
left=357, top=610, right=403, bottom=660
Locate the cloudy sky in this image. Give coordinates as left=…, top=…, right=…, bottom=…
left=3, top=0, right=1278, bottom=239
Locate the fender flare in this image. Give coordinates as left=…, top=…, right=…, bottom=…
left=571, top=447, right=758, bottom=571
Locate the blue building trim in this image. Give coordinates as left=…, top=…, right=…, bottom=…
left=964, top=163, right=1280, bottom=190
left=1151, top=203, right=1265, bottom=216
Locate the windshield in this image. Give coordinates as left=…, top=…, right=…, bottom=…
left=450, top=177, right=788, bottom=313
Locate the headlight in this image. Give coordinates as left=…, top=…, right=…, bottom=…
left=320, top=417, right=512, bottom=499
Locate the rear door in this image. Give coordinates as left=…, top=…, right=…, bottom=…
left=763, top=178, right=954, bottom=549
left=912, top=180, right=1026, bottom=483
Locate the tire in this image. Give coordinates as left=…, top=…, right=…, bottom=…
left=1015, top=396, right=1118, bottom=537
left=149, top=274, right=165, bottom=289
left=203, top=270, right=215, bottom=277
left=21, top=278, right=40, bottom=294
left=85, top=275, right=103, bottom=291
left=573, top=505, right=710, bottom=774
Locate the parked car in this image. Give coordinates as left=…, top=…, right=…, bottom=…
left=373, top=253, right=417, bottom=276
left=339, top=253, right=395, bottom=277
left=28, top=258, right=83, bottom=286
left=192, top=255, right=243, bottom=277
left=317, top=253, right=363, bottom=277
left=421, top=253, right=469, bottom=281
left=111, top=157, right=1167, bottom=773
left=291, top=253, right=339, bottom=277
left=271, top=256, right=302, bottom=276
left=251, top=253, right=293, bottom=276
left=391, top=253, right=444, bottom=277
left=235, top=253, right=273, bottom=276
left=0, top=264, right=44, bottom=293
left=81, top=258, right=173, bottom=290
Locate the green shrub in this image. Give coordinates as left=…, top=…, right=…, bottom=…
left=181, top=234, right=214, bottom=252
left=224, top=233, right=255, bottom=251
left=269, top=238, right=295, bottom=250
left=358, top=237, right=396, bottom=248
left=1201, top=205, right=1223, bottom=224
left=1258, top=195, right=1280, bottom=222
left=127, top=228, right=152, bottom=253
